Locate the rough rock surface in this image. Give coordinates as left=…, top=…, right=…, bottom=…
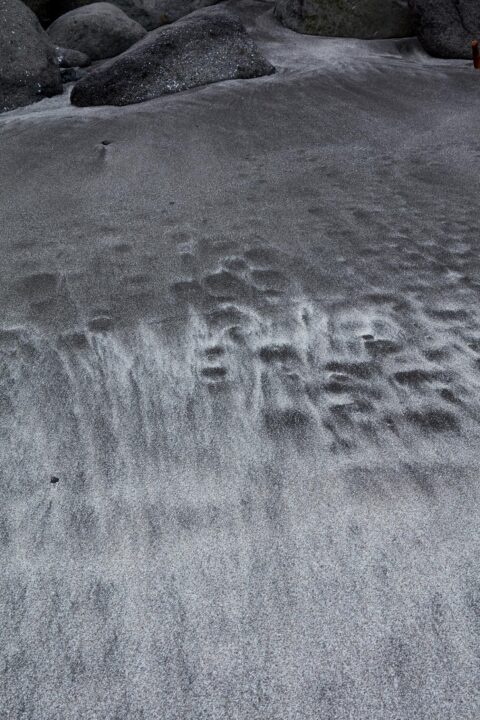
left=47, top=2, right=146, bottom=61
left=71, top=9, right=275, bottom=107
left=409, top=0, right=480, bottom=58
left=114, top=0, right=224, bottom=31
left=0, top=0, right=62, bottom=113
left=274, top=0, right=414, bottom=38
left=55, top=45, right=91, bottom=67
left=33, top=0, right=222, bottom=29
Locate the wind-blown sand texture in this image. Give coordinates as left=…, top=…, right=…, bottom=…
left=1, top=2, right=479, bottom=718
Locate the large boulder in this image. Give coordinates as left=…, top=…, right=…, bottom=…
left=408, top=0, right=480, bottom=58
left=0, top=0, right=62, bottom=113
left=47, top=2, right=146, bottom=61
left=70, top=9, right=275, bottom=107
left=274, top=0, right=414, bottom=38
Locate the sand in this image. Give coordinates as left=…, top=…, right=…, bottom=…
left=1, top=2, right=479, bottom=718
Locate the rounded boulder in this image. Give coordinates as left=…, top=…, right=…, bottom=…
left=47, top=2, right=146, bottom=60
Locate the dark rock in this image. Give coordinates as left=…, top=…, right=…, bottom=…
left=22, top=0, right=56, bottom=26
left=408, top=0, right=480, bottom=58
left=274, top=0, right=414, bottom=38
left=23, top=0, right=96, bottom=26
left=70, top=9, right=275, bottom=107
left=55, top=46, right=91, bottom=67
left=0, top=0, right=62, bottom=114
left=38, top=0, right=222, bottom=30
left=60, top=66, right=88, bottom=82
left=47, top=2, right=146, bottom=61
left=112, top=0, right=223, bottom=31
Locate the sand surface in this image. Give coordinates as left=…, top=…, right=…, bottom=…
left=1, top=2, right=480, bottom=718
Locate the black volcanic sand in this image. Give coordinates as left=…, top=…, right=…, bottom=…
left=1, top=2, right=480, bottom=718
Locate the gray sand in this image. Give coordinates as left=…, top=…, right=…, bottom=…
left=1, top=2, right=480, bottom=718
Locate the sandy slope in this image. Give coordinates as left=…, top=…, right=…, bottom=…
left=1, top=2, right=480, bottom=718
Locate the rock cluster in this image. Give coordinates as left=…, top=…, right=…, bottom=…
left=1, top=0, right=274, bottom=113
left=5, top=0, right=475, bottom=117
left=274, top=0, right=480, bottom=58
left=23, top=0, right=222, bottom=29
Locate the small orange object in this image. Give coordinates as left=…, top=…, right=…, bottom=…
left=472, top=40, right=480, bottom=69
